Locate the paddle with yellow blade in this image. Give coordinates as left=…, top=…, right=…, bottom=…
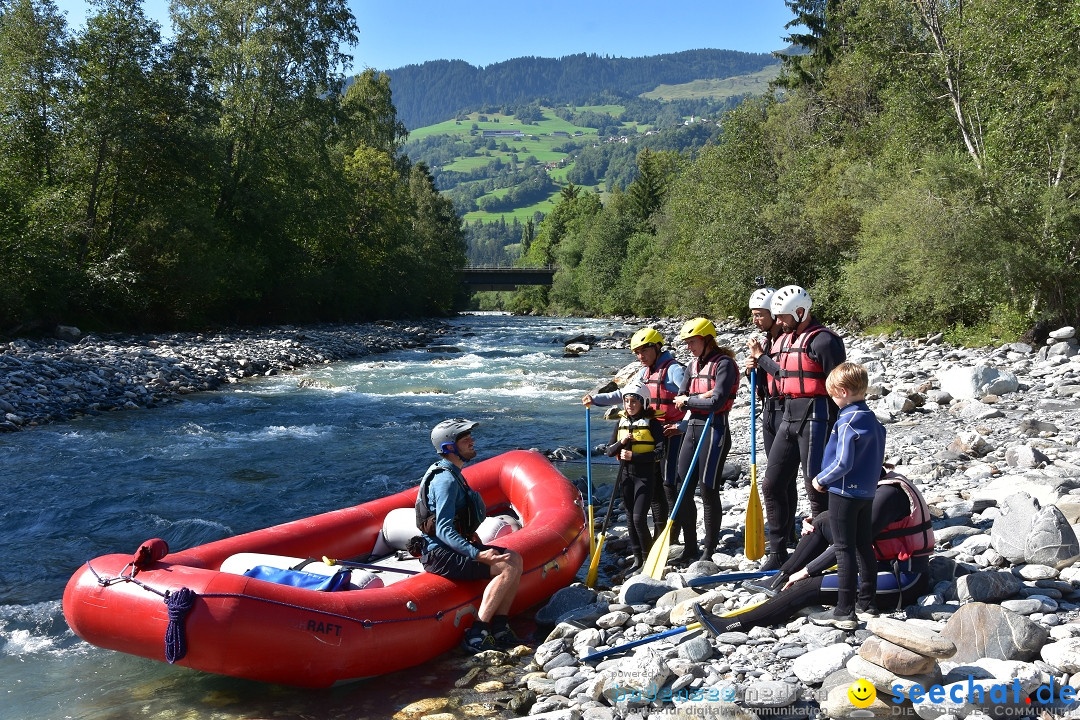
left=744, top=369, right=766, bottom=561
left=585, top=473, right=621, bottom=587
left=585, top=405, right=596, bottom=561
left=642, top=413, right=712, bottom=579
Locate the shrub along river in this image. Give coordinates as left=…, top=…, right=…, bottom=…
left=1, top=313, right=631, bottom=719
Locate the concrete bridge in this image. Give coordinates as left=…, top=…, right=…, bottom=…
left=461, top=265, right=556, bottom=291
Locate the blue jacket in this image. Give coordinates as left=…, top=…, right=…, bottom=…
left=815, top=401, right=885, bottom=499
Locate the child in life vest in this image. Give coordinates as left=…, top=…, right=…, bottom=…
left=605, top=384, right=665, bottom=573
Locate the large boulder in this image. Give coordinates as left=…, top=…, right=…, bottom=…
left=989, top=490, right=1080, bottom=568
left=940, top=602, right=1049, bottom=663
left=937, top=364, right=1019, bottom=400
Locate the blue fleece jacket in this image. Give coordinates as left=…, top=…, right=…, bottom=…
left=815, top=400, right=886, bottom=499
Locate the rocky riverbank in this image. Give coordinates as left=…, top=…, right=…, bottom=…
left=463, top=319, right=1080, bottom=719
left=0, top=321, right=452, bottom=430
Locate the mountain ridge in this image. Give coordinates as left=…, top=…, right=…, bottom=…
left=377, top=49, right=780, bottom=129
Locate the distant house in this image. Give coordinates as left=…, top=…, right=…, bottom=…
left=550, top=130, right=570, bottom=138
left=482, top=129, right=524, bottom=138
left=573, top=130, right=583, bottom=136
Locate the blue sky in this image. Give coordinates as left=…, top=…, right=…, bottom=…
left=52, top=0, right=795, bottom=71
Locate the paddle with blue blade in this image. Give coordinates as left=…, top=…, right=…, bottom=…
left=582, top=598, right=766, bottom=662
left=642, top=413, right=712, bottom=579
left=686, top=569, right=778, bottom=588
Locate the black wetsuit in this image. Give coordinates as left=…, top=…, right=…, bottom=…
left=756, top=321, right=846, bottom=556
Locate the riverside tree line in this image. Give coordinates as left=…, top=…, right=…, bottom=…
left=513, top=0, right=1080, bottom=342
left=0, top=0, right=465, bottom=332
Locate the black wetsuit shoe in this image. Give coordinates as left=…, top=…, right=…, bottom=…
left=743, top=571, right=787, bottom=597
left=692, top=602, right=723, bottom=638
left=758, top=552, right=787, bottom=572
left=809, top=609, right=858, bottom=631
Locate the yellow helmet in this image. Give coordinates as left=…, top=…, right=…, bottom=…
left=679, top=317, right=716, bottom=340
left=629, top=327, right=664, bottom=351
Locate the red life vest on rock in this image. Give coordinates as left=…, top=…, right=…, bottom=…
left=775, top=322, right=838, bottom=398
left=644, top=357, right=686, bottom=423
left=874, top=473, right=935, bottom=563
left=687, top=351, right=738, bottom=417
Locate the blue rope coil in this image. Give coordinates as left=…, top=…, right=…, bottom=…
left=164, top=587, right=196, bottom=664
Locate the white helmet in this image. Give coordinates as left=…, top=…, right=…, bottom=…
left=748, top=287, right=776, bottom=311
left=771, top=285, right=812, bottom=320
left=622, top=382, right=650, bottom=410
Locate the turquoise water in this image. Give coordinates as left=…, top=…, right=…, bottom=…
left=0, top=313, right=629, bottom=719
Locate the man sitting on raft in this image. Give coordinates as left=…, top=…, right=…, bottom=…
left=694, top=468, right=934, bottom=633
left=416, top=419, right=523, bottom=652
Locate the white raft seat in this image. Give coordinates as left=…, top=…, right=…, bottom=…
left=369, top=507, right=522, bottom=558
left=220, top=508, right=522, bottom=590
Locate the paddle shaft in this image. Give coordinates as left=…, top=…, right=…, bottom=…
left=583, top=623, right=699, bottom=662
left=585, top=474, right=623, bottom=586
left=667, top=413, right=714, bottom=520
left=750, top=369, right=757, bottom=467
left=322, top=557, right=420, bottom=575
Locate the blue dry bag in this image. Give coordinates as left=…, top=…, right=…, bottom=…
left=242, top=565, right=352, bottom=592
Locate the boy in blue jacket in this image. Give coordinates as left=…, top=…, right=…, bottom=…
left=807, top=362, right=885, bottom=629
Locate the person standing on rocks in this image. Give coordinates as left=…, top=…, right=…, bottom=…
left=694, top=468, right=933, bottom=633
left=746, top=284, right=796, bottom=548
left=746, top=285, right=782, bottom=456
left=748, top=285, right=847, bottom=571
left=416, top=419, right=523, bottom=652
left=670, top=318, right=740, bottom=566
left=583, top=327, right=686, bottom=538
left=604, top=384, right=666, bottom=572
left=807, top=362, right=886, bottom=629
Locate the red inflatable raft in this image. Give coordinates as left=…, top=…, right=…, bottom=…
left=63, top=450, right=587, bottom=687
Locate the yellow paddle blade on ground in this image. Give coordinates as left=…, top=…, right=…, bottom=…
left=643, top=519, right=673, bottom=580
left=585, top=532, right=606, bottom=587
left=744, top=465, right=765, bottom=561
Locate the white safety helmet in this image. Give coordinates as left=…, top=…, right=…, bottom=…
left=770, top=285, right=812, bottom=320
left=622, top=382, right=650, bottom=410
left=748, top=287, right=776, bottom=312
left=430, top=418, right=478, bottom=455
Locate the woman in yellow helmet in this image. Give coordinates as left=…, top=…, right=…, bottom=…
left=583, top=327, right=686, bottom=539
left=671, top=318, right=740, bottom=566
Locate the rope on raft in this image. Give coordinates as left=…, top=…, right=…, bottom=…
left=164, top=587, right=196, bottom=663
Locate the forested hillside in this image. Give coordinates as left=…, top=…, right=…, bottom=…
left=510, top=0, right=1080, bottom=342
left=382, top=50, right=779, bottom=129
left=0, top=0, right=464, bottom=332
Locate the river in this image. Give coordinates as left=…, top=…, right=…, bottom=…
left=1, top=313, right=632, bottom=720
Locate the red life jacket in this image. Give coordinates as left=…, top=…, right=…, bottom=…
left=873, top=473, right=935, bottom=563
left=687, top=350, right=738, bottom=417
left=775, top=322, right=839, bottom=398
left=644, top=356, right=686, bottom=423
left=761, top=332, right=782, bottom=399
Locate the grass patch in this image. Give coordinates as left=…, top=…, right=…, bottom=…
left=640, top=64, right=781, bottom=101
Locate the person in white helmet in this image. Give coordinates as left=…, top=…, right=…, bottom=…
left=746, top=285, right=782, bottom=456
left=416, top=419, right=523, bottom=652
left=583, top=327, right=686, bottom=538
left=604, top=384, right=666, bottom=572
left=747, top=285, right=846, bottom=571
